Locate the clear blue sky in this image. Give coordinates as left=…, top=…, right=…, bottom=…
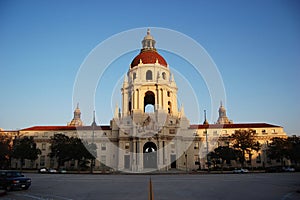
left=0, top=0, right=299, bottom=135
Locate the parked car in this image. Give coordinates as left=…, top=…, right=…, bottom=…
left=48, top=168, right=57, bottom=173
left=282, top=167, right=295, bottom=172
left=233, top=168, right=249, bottom=173
left=0, top=170, right=31, bottom=191
left=58, top=168, right=67, bottom=174
left=38, top=167, right=48, bottom=173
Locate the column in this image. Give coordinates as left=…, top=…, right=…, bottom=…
left=137, top=89, right=139, bottom=110
left=158, top=88, right=162, bottom=110
left=156, top=85, right=159, bottom=110
left=138, top=141, right=143, bottom=171
left=132, top=90, right=135, bottom=110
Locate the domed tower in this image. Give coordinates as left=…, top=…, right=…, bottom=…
left=115, top=30, right=190, bottom=172
left=68, top=103, right=83, bottom=126
left=121, top=29, right=178, bottom=118
left=216, top=102, right=233, bottom=124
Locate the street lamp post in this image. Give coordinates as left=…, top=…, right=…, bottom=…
left=90, top=111, right=96, bottom=174
left=205, top=129, right=210, bottom=172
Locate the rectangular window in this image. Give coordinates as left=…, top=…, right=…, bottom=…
left=42, top=143, right=46, bottom=150
left=101, top=143, right=106, bottom=151
left=101, top=155, right=106, bottom=165
left=194, top=142, right=199, bottom=149
left=203, top=130, right=207, bottom=136
left=194, top=155, right=200, bottom=165
left=213, top=131, right=218, bottom=136
left=271, top=129, right=277, bottom=134
left=262, top=129, right=267, bottom=134
left=40, top=156, right=45, bottom=166
left=169, top=129, right=175, bottom=134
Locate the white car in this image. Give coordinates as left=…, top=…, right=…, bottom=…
left=48, top=169, right=57, bottom=173
left=233, top=168, right=249, bottom=173
left=282, top=167, right=295, bottom=172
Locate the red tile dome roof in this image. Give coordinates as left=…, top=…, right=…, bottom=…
left=131, top=50, right=167, bottom=68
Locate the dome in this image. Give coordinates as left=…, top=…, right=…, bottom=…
left=131, top=50, right=168, bottom=68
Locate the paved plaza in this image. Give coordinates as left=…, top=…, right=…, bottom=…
left=2, top=173, right=300, bottom=200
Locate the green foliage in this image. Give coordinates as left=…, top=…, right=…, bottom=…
left=49, top=134, right=97, bottom=169
left=287, top=135, right=300, bottom=164
left=12, top=136, right=41, bottom=167
left=267, top=137, right=287, bottom=165
left=0, top=134, right=13, bottom=168
left=209, top=146, right=242, bottom=169
left=267, top=135, right=300, bottom=166
left=215, top=146, right=241, bottom=163
left=230, top=129, right=261, bottom=166
left=49, top=134, right=71, bottom=166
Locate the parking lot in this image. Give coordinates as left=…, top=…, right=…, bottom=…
left=2, top=172, right=300, bottom=200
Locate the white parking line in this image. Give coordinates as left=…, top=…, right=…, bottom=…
left=13, top=193, right=73, bottom=200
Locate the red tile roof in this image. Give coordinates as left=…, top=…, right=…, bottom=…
left=21, top=125, right=111, bottom=131
left=190, top=123, right=281, bottom=129
left=131, top=50, right=167, bottom=68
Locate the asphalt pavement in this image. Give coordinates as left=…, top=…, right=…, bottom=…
left=2, top=173, right=300, bottom=200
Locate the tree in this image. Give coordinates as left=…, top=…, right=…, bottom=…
left=49, top=134, right=72, bottom=167
left=0, top=134, right=13, bottom=169
left=216, top=146, right=241, bottom=168
left=209, top=146, right=242, bottom=171
left=49, top=134, right=97, bottom=171
left=230, top=129, right=261, bottom=167
left=12, top=136, right=41, bottom=170
left=286, top=135, right=300, bottom=166
left=267, top=137, right=287, bottom=166
left=267, top=136, right=300, bottom=167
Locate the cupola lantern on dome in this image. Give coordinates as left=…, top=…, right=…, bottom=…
left=141, top=29, right=156, bottom=51
left=130, top=29, right=167, bottom=68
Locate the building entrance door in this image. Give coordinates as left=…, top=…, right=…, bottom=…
left=143, top=142, right=157, bottom=168
left=171, top=154, right=176, bottom=168
left=124, top=155, right=130, bottom=169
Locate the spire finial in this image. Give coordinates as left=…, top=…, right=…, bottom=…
left=203, top=109, right=209, bottom=125
left=77, top=103, right=79, bottom=109
left=142, top=28, right=156, bottom=51
left=91, top=110, right=97, bottom=127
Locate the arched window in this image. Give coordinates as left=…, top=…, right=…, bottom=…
left=168, top=101, right=172, bottom=114
left=144, top=91, right=155, bottom=112
left=146, top=70, right=152, bottom=80
left=133, top=72, right=136, bottom=80
left=162, top=72, right=166, bottom=80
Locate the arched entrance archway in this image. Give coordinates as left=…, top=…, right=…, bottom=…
left=144, top=91, right=155, bottom=112
left=143, top=141, right=157, bottom=168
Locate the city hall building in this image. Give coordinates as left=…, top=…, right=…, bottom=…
left=2, top=30, right=287, bottom=172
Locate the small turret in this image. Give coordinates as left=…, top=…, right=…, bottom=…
left=68, top=103, right=83, bottom=126
left=216, top=101, right=233, bottom=124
